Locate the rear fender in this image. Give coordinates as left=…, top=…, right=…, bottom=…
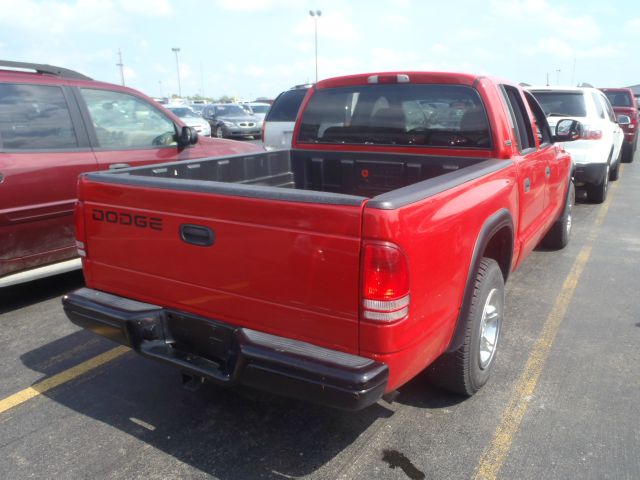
left=445, top=208, right=513, bottom=353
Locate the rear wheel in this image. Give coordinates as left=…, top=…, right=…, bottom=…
left=542, top=181, right=574, bottom=249
left=587, top=164, right=609, bottom=204
left=427, top=258, right=504, bottom=396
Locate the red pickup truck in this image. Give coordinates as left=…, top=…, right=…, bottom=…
left=63, top=72, right=579, bottom=410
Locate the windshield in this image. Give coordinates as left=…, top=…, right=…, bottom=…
left=529, top=91, right=587, bottom=117
left=250, top=105, right=270, bottom=114
left=168, top=107, right=197, bottom=118
left=297, top=84, right=491, bottom=148
left=603, top=91, right=633, bottom=108
left=215, top=105, right=247, bottom=117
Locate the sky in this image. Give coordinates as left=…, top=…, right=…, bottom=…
left=0, top=0, right=639, bottom=101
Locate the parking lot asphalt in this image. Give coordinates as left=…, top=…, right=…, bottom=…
left=1, top=150, right=638, bottom=480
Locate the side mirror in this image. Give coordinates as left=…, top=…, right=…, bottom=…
left=617, top=115, right=631, bottom=126
left=552, top=119, right=583, bottom=143
left=177, top=126, right=198, bottom=147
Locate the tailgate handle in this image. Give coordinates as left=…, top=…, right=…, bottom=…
left=180, top=224, right=215, bottom=247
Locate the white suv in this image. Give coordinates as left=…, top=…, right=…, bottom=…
left=262, top=84, right=311, bottom=150
left=528, top=86, right=627, bottom=203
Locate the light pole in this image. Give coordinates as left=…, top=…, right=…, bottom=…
left=172, top=47, right=182, bottom=98
left=309, top=10, right=321, bottom=83
left=556, top=68, right=561, bottom=86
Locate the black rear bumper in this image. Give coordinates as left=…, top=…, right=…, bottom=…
left=62, top=288, right=388, bottom=410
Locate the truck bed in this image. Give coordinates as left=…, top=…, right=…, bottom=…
left=86, top=149, right=498, bottom=207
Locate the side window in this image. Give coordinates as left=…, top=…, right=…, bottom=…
left=591, top=92, right=605, bottom=119
left=601, top=95, right=616, bottom=122
left=81, top=88, right=176, bottom=148
left=500, top=85, right=536, bottom=152
left=0, top=83, right=78, bottom=150
left=524, top=91, right=552, bottom=146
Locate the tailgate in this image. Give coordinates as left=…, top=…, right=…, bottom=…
left=78, top=177, right=365, bottom=352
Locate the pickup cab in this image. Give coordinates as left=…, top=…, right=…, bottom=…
left=63, top=72, right=579, bottom=410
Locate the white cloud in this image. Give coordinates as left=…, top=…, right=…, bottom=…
left=292, top=12, right=359, bottom=42
left=577, top=45, right=622, bottom=59
left=388, top=14, right=410, bottom=26
left=0, top=0, right=122, bottom=35
left=457, top=28, right=486, bottom=41
left=122, top=66, right=137, bottom=81
left=431, top=43, right=449, bottom=55
left=390, top=0, right=411, bottom=8
left=524, top=36, right=574, bottom=58
left=214, top=0, right=297, bottom=12
left=243, top=65, right=267, bottom=77
left=490, top=0, right=600, bottom=41
left=624, top=17, right=640, bottom=35
left=118, top=0, right=172, bottom=16
left=369, top=48, right=422, bottom=72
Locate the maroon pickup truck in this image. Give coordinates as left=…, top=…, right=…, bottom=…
left=63, top=72, right=579, bottom=410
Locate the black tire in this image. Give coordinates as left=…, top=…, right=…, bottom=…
left=622, top=142, right=634, bottom=163
left=542, top=181, right=574, bottom=250
left=587, top=164, right=609, bottom=204
left=427, top=258, right=504, bottom=396
left=215, top=125, right=225, bottom=139
left=610, top=148, right=621, bottom=181
left=629, top=137, right=637, bottom=163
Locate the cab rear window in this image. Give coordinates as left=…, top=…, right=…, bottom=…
left=297, top=84, right=491, bottom=149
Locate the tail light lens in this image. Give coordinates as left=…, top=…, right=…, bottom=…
left=581, top=126, right=602, bottom=140
left=74, top=201, right=87, bottom=257
left=361, top=243, right=410, bottom=323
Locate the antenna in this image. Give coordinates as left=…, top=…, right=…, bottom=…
left=116, top=49, right=125, bottom=86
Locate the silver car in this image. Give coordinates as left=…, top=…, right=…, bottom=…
left=166, top=106, right=211, bottom=136
left=203, top=104, right=261, bottom=139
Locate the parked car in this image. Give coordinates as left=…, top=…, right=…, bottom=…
left=166, top=105, right=211, bottom=136
left=189, top=103, right=206, bottom=116
left=0, top=60, right=260, bottom=287
left=599, top=87, right=638, bottom=162
left=262, top=84, right=311, bottom=150
left=528, top=86, right=627, bottom=203
left=241, top=102, right=270, bottom=121
left=202, top=103, right=261, bottom=139
left=64, top=71, right=580, bottom=410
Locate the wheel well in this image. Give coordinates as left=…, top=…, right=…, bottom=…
left=482, top=226, right=513, bottom=282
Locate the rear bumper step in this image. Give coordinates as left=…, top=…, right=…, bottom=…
left=62, top=288, right=388, bottom=410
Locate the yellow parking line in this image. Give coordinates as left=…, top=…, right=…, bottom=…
left=473, top=174, right=621, bottom=480
left=0, top=345, right=129, bottom=415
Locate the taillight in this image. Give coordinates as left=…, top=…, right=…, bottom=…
left=361, top=242, right=410, bottom=323
left=581, top=126, right=602, bottom=140
left=74, top=201, right=87, bottom=258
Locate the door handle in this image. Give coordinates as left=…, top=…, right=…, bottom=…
left=109, top=163, right=131, bottom=170
left=180, top=224, right=215, bottom=247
